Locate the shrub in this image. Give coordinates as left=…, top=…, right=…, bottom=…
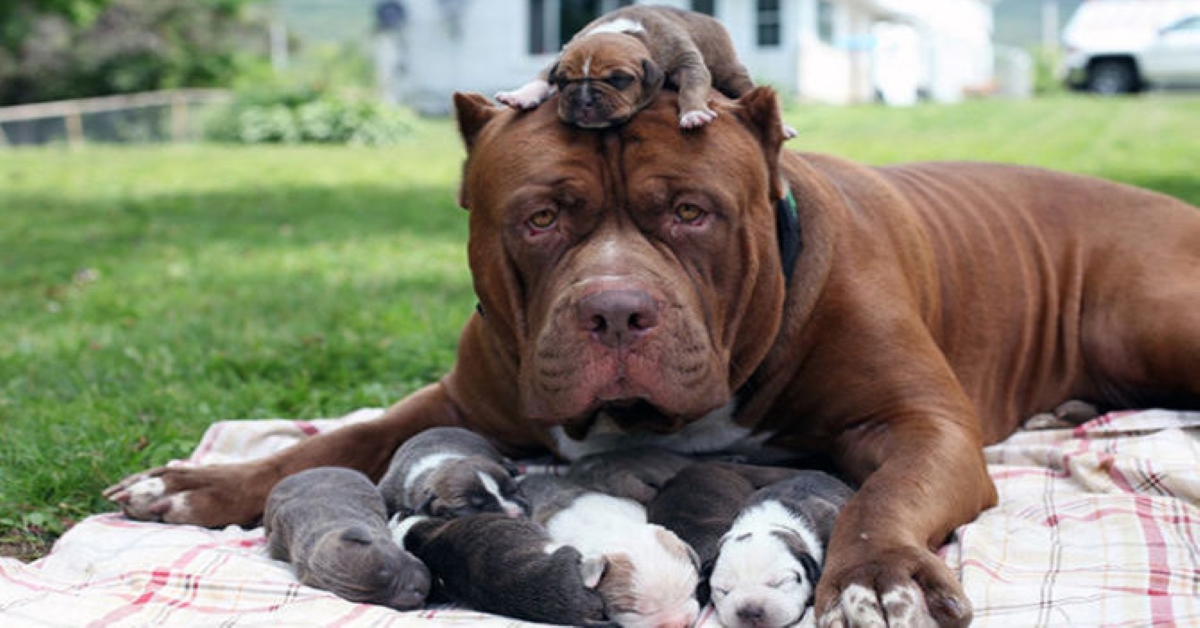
left=205, top=92, right=416, bottom=145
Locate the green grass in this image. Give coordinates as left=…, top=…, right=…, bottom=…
left=2, top=93, right=1199, bottom=558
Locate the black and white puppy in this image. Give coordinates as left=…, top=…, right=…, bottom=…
left=392, top=513, right=611, bottom=626
left=708, top=471, right=854, bottom=628
left=523, top=474, right=701, bottom=628
left=263, top=467, right=430, bottom=610
left=377, top=426, right=526, bottom=518
left=648, top=462, right=806, bottom=604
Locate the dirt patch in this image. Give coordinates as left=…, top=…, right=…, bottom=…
left=0, top=537, right=50, bottom=563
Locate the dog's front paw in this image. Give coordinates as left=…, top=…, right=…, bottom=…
left=679, top=108, right=718, bottom=129
left=495, top=80, right=551, bottom=110
left=815, top=546, right=970, bottom=628
left=104, top=462, right=269, bottom=528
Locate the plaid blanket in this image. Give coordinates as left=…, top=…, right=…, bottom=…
left=1, top=408, right=1198, bottom=627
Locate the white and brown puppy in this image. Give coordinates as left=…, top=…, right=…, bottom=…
left=524, top=474, right=701, bottom=628
left=263, top=467, right=430, bottom=610
left=496, top=5, right=754, bottom=129
left=708, top=471, right=854, bottom=628
left=377, top=426, right=526, bottom=518
left=392, top=513, right=612, bottom=626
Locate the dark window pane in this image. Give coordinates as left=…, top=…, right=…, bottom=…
left=692, top=0, right=715, bottom=15
left=530, top=0, right=546, bottom=54
left=560, top=0, right=602, bottom=47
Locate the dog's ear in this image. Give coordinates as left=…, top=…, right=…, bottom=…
left=731, top=86, right=786, bottom=201
left=546, top=61, right=563, bottom=87
left=641, top=58, right=665, bottom=95
left=453, top=92, right=502, bottom=152
left=579, top=555, right=608, bottom=588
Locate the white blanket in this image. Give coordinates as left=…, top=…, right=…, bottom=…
left=2, top=408, right=1198, bottom=626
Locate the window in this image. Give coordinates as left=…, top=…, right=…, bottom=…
left=757, top=0, right=781, bottom=47
left=529, top=0, right=635, bottom=54
left=817, top=0, right=835, bottom=45
left=692, top=0, right=715, bottom=16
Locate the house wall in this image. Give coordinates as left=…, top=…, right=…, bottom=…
left=387, top=0, right=995, bottom=113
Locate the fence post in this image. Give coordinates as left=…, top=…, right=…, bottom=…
left=170, top=92, right=188, bottom=141
left=65, top=111, right=84, bottom=147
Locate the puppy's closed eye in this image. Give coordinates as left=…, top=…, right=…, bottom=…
left=606, top=73, right=635, bottom=90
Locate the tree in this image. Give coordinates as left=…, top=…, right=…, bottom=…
left=0, top=0, right=265, bottom=106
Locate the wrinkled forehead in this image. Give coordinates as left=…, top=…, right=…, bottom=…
left=466, top=94, right=766, bottom=200
left=559, top=33, right=649, bottom=76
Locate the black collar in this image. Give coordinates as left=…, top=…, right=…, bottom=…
left=776, top=189, right=801, bottom=285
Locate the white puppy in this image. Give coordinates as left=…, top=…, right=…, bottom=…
left=526, top=475, right=701, bottom=628
left=708, top=471, right=853, bottom=628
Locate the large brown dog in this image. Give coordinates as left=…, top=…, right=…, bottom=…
left=107, top=89, right=1200, bottom=626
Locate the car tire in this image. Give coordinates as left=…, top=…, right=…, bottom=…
left=1088, top=59, right=1138, bottom=95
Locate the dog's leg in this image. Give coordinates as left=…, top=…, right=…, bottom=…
left=495, top=79, right=553, bottom=110
left=814, top=413, right=994, bottom=628
left=672, top=54, right=718, bottom=129
left=104, top=383, right=462, bottom=527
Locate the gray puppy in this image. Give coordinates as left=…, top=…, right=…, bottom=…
left=393, top=513, right=611, bottom=626
left=564, top=446, right=694, bottom=504
left=708, top=471, right=855, bottom=628
left=263, top=467, right=430, bottom=610
left=378, top=426, right=527, bottom=518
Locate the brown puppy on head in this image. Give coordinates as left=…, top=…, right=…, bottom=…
left=496, top=5, right=755, bottom=129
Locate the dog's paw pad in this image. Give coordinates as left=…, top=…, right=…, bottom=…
left=818, top=583, right=937, bottom=628
left=679, top=109, right=718, bottom=129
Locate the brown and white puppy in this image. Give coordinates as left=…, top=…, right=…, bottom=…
left=523, top=474, right=701, bottom=628
left=263, top=467, right=430, bottom=610
left=496, top=5, right=755, bottom=129
left=377, top=426, right=526, bottom=518
left=392, top=513, right=611, bottom=626
left=708, top=471, right=854, bottom=628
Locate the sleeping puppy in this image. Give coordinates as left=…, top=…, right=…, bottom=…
left=565, top=446, right=694, bottom=504
left=392, top=513, right=611, bottom=626
left=377, top=426, right=527, bottom=518
left=708, top=471, right=855, bottom=628
left=263, top=467, right=430, bottom=610
left=495, top=5, right=755, bottom=129
left=524, top=474, right=701, bottom=628
left=647, top=462, right=806, bottom=604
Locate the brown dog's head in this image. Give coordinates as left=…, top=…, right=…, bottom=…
left=548, top=32, right=664, bottom=128
left=453, top=87, right=788, bottom=446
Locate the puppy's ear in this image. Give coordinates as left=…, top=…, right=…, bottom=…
left=730, top=86, right=786, bottom=201
left=453, top=92, right=502, bottom=152
left=641, top=58, right=665, bottom=94
left=798, top=552, right=821, bottom=588
left=580, top=555, right=608, bottom=589
left=546, top=61, right=563, bottom=87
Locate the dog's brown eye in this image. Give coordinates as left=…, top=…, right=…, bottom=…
left=529, top=208, right=558, bottom=229
left=606, top=73, right=634, bottom=90
left=674, top=203, right=705, bottom=224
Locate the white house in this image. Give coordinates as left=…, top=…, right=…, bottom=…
left=373, top=0, right=996, bottom=114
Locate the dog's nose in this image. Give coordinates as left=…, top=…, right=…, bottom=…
left=577, top=289, right=660, bottom=348
left=736, top=604, right=766, bottom=624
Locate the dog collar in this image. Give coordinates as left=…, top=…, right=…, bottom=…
left=776, top=189, right=800, bottom=285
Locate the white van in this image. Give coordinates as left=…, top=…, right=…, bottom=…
left=1062, top=0, right=1200, bottom=93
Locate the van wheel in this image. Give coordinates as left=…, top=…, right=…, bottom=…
left=1088, top=59, right=1138, bottom=95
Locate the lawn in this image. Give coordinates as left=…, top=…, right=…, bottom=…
left=2, top=93, right=1198, bottom=559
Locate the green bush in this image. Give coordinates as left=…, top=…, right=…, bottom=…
left=205, top=92, right=416, bottom=145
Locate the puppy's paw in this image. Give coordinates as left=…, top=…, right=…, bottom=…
left=815, top=546, right=970, bottom=628
left=679, top=108, right=718, bottom=129
left=783, top=123, right=798, bottom=139
left=104, top=462, right=269, bottom=527
left=495, top=80, right=551, bottom=110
